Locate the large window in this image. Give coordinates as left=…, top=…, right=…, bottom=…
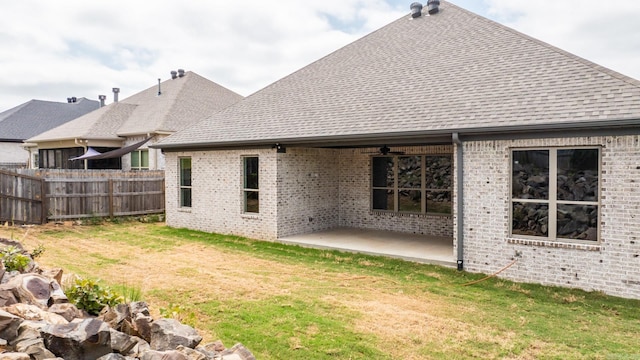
left=511, top=148, right=599, bottom=241
left=243, top=156, right=259, bottom=213
left=179, top=157, right=192, bottom=208
left=131, top=150, right=149, bottom=170
left=372, top=155, right=452, bottom=214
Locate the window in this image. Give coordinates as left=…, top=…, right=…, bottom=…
left=243, top=156, right=259, bottom=213
left=372, top=155, right=452, bottom=214
left=179, top=157, right=192, bottom=208
left=511, top=148, right=599, bottom=241
left=131, top=150, right=149, bottom=170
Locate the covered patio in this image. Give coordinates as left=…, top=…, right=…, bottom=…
left=278, top=228, right=455, bottom=267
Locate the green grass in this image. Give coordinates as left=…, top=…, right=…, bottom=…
left=6, top=222, right=640, bottom=359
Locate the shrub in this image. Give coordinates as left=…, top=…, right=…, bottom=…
left=65, top=277, right=123, bottom=315
left=0, top=246, right=31, bottom=272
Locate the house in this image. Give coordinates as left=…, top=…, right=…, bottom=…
left=26, top=70, right=242, bottom=170
left=0, top=97, right=98, bottom=168
left=154, top=2, right=640, bottom=299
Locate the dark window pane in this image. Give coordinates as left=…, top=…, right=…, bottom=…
left=180, top=188, right=192, bottom=208
left=372, top=157, right=394, bottom=187
left=512, top=202, right=548, bottom=237
left=425, top=156, right=452, bottom=189
left=398, top=156, right=421, bottom=188
left=399, top=190, right=421, bottom=212
left=180, top=158, right=191, bottom=187
left=557, top=204, right=598, bottom=240
left=557, top=149, right=599, bottom=201
left=512, top=150, right=549, bottom=200
left=244, top=157, right=259, bottom=189
left=244, top=191, right=259, bottom=213
left=427, top=191, right=452, bottom=214
left=373, top=189, right=394, bottom=210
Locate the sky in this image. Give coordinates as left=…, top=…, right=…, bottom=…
left=1, top=0, right=639, bottom=111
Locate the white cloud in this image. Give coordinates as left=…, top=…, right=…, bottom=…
left=0, top=0, right=638, bottom=111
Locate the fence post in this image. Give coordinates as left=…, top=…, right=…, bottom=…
left=108, top=179, right=114, bottom=218
left=40, top=177, right=47, bottom=224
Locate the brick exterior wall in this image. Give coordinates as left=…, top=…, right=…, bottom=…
left=165, top=145, right=454, bottom=241
left=339, top=146, right=453, bottom=237
left=165, top=149, right=278, bottom=240
left=461, top=135, right=640, bottom=299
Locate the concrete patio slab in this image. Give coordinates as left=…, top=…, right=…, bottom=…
left=278, top=227, right=455, bottom=267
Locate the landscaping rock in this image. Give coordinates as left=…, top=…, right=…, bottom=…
left=0, top=238, right=256, bottom=359
left=150, top=318, right=202, bottom=351
left=41, top=318, right=113, bottom=360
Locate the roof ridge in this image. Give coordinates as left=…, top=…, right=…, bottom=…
left=446, top=0, right=640, bottom=89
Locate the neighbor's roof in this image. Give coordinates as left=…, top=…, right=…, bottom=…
left=157, top=1, right=640, bottom=149
left=28, top=71, right=243, bottom=143
left=0, top=98, right=99, bottom=141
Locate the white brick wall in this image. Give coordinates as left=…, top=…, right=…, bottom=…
left=165, top=145, right=454, bottom=240
left=461, top=135, right=640, bottom=299
left=0, top=142, right=29, bottom=166
left=165, top=149, right=278, bottom=240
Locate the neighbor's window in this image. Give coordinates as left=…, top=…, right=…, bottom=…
left=372, top=155, right=452, bottom=214
left=131, top=149, right=149, bottom=170
left=179, top=157, right=192, bottom=208
left=243, top=156, right=259, bottom=213
left=511, top=148, right=599, bottom=241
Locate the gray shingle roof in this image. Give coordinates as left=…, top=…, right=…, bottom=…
left=0, top=98, right=99, bottom=141
left=157, top=1, right=640, bottom=149
left=28, top=71, right=243, bottom=143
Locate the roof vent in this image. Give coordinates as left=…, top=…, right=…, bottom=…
left=98, top=95, right=106, bottom=107
left=427, top=0, right=440, bottom=15
left=171, top=70, right=178, bottom=79
left=66, top=97, right=76, bottom=103
left=178, top=69, right=185, bottom=78
left=410, top=2, right=423, bottom=18
left=112, top=88, right=120, bottom=103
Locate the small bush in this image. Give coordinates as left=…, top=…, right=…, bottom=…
left=0, top=246, right=31, bottom=272
left=65, top=277, right=123, bottom=315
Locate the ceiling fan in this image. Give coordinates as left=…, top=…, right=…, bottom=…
left=366, top=145, right=405, bottom=155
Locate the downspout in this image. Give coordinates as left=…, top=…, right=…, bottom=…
left=452, top=133, right=464, bottom=271
left=75, top=138, right=88, bottom=170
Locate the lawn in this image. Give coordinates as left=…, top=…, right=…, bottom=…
left=2, top=221, right=639, bottom=359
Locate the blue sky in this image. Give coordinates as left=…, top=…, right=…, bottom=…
left=0, top=0, right=638, bottom=110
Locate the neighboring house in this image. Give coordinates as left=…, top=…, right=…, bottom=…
left=0, top=97, right=98, bottom=168
left=155, top=2, right=640, bottom=299
left=26, top=70, right=242, bottom=170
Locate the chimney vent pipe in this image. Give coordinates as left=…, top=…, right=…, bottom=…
left=410, top=2, right=423, bottom=18
left=112, top=88, right=120, bottom=103
left=427, top=0, right=440, bottom=14
left=98, top=95, right=107, bottom=107
left=178, top=69, right=185, bottom=77
left=171, top=70, right=178, bottom=79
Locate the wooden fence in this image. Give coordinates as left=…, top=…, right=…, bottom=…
left=0, top=169, right=165, bottom=224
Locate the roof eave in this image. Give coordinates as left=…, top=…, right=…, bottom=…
left=154, top=118, right=640, bottom=151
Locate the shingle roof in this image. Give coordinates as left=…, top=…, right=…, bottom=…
left=0, top=98, right=99, bottom=141
left=28, top=71, right=243, bottom=143
left=157, top=1, right=640, bottom=149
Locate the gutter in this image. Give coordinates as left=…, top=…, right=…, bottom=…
left=452, top=132, right=464, bottom=271
left=152, top=117, right=640, bottom=151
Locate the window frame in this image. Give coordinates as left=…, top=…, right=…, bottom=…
left=131, top=149, right=150, bottom=170
left=370, top=154, right=452, bottom=216
left=178, top=157, right=192, bottom=208
left=510, top=146, right=601, bottom=243
left=242, top=156, right=259, bottom=214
